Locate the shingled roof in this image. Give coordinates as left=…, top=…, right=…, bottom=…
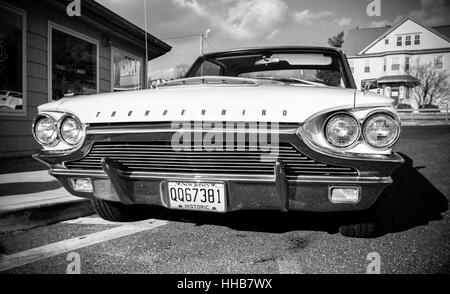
left=342, top=26, right=389, bottom=56
left=343, top=20, right=450, bottom=57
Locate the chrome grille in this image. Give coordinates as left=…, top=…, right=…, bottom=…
left=64, top=142, right=358, bottom=178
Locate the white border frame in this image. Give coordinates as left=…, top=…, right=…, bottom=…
left=47, top=21, right=100, bottom=102
left=110, top=47, right=144, bottom=92
left=0, top=1, right=27, bottom=117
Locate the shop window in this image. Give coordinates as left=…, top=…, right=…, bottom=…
left=112, top=49, right=143, bottom=91
left=49, top=23, right=98, bottom=101
left=0, top=3, right=26, bottom=116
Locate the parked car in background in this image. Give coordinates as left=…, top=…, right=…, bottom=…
left=0, top=90, right=23, bottom=110
left=32, top=46, right=403, bottom=238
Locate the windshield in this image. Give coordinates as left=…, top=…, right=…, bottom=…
left=186, top=51, right=350, bottom=88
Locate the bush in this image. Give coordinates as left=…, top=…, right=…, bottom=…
left=420, top=104, right=439, bottom=109
left=397, top=104, right=412, bottom=109
left=419, top=104, right=440, bottom=113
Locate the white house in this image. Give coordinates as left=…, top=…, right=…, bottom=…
left=343, top=17, right=450, bottom=107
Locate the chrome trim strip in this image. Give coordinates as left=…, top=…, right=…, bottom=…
left=50, top=168, right=392, bottom=184
left=86, top=127, right=299, bottom=135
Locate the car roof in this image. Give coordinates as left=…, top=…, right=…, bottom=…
left=202, top=46, right=344, bottom=58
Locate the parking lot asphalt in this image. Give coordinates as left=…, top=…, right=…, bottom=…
left=0, top=125, right=449, bottom=274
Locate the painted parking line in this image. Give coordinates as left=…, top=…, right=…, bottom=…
left=0, top=219, right=168, bottom=272
left=277, top=256, right=303, bottom=274
left=62, top=216, right=133, bottom=226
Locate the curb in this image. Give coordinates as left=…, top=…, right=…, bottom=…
left=0, top=199, right=94, bottom=233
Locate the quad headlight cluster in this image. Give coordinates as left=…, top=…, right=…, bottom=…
left=325, top=112, right=400, bottom=149
left=33, top=114, right=84, bottom=147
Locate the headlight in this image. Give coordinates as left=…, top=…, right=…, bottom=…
left=33, top=115, right=58, bottom=145
left=60, top=116, right=83, bottom=145
left=325, top=114, right=360, bottom=148
left=363, top=113, right=400, bottom=148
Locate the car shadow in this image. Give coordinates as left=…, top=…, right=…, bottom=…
left=0, top=181, right=62, bottom=197
left=373, top=153, right=448, bottom=235
left=142, top=153, right=448, bottom=237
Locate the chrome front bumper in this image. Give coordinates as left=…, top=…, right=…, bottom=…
left=49, top=160, right=396, bottom=213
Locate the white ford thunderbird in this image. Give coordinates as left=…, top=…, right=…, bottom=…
left=32, top=47, right=404, bottom=237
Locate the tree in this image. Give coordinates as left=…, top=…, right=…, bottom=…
left=174, top=63, right=191, bottom=79
left=316, top=31, right=346, bottom=86
left=327, top=31, right=345, bottom=48
left=406, top=61, right=450, bottom=108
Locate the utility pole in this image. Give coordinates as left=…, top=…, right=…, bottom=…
left=200, top=29, right=210, bottom=76
left=144, top=0, right=149, bottom=88
left=200, top=29, right=211, bottom=55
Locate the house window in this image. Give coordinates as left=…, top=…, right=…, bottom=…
left=383, top=58, right=387, bottom=72
left=112, top=48, right=143, bottom=92
left=405, top=57, right=410, bottom=71
left=396, top=36, right=402, bottom=46
left=414, top=34, right=421, bottom=45
left=405, top=35, right=412, bottom=46
left=435, top=55, right=444, bottom=70
left=364, top=60, right=370, bottom=73
left=385, top=38, right=389, bottom=45
left=391, top=57, right=400, bottom=71
left=48, top=22, right=99, bottom=101
left=0, top=3, right=26, bottom=116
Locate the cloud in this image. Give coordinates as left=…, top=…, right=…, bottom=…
left=335, top=18, right=352, bottom=27
left=367, top=0, right=450, bottom=28
left=292, top=10, right=334, bottom=25
left=410, top=0, right=450, bottom=26
left=267, top=30, right=281, bottom=40
left=368, top=14, right=404, bottom=28
left=172, top=0, right=288, bottom=40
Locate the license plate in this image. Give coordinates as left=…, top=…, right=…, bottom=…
left=167, top=181, right=226, bottom=212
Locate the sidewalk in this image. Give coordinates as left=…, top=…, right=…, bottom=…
left=0, top=158, right=93, bottom=233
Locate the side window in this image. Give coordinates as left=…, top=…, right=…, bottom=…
left=391, top=57, right=400, bottom=71
left=405, top=35, right=411, bottom=46
left=414, top=34, right=421, bottom=45
left=435, top=55, right=444, bottom=70
left=192, top=60, right=222, bottom=77
left=364, top=60, right=370, bottom=73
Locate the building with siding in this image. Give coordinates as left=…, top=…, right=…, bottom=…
left=0, top=0, right=171, bottom=158
left=343, top=17, right=450, bottom=107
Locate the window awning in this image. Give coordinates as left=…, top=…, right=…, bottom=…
left=376, top=75, right=419, bottom=86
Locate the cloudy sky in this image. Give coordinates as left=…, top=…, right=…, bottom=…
left=95, top=0, right=450, bottom=79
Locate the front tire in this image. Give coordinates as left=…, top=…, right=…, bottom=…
left=91, top=199, right=146, bottom=222
left=338, top=222, right=377, bottom=238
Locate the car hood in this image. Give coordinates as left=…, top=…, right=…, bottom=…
left=39, top=78, right=394, bottom=124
